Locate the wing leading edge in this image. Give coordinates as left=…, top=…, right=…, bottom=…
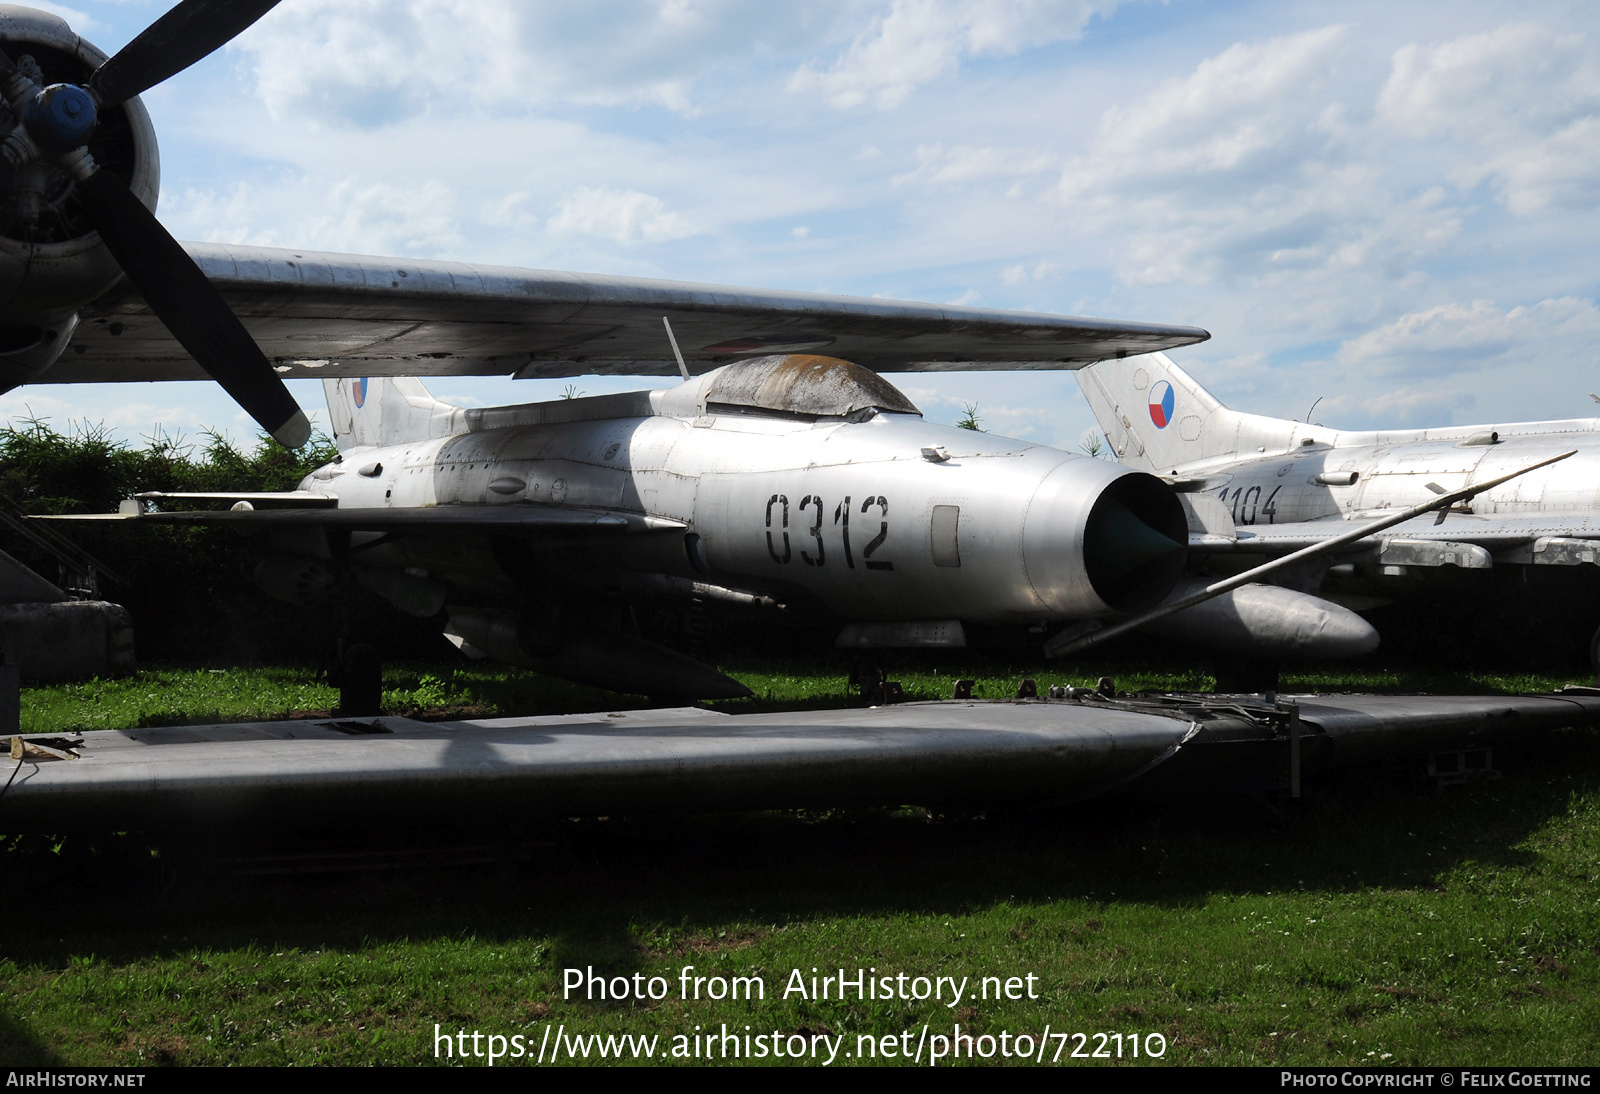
left=47, top=242, right=1211, bottom=383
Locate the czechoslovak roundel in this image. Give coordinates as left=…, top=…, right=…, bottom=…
left=1148, top=380, right=1175, bottom=429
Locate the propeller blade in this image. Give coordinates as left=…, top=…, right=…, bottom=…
left=88, top=0, right=283, bottom=108
left=74, top=167, right=310, bottom=448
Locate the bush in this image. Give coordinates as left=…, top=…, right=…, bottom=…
left=0, top=419, right=443, bottom=666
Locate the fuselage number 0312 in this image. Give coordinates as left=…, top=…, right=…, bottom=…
left=765, top=494, right=894, bottom=571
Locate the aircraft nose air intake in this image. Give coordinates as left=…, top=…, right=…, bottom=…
left=1082, top=474, right=1188, bottom=614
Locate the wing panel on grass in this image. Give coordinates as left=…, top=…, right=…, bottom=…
left=4, top=693, right=1596, bottom=830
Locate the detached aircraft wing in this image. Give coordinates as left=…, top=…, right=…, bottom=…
left=4, top=692, right=1596, bottom=831
left=43, top=242, right=1211, bottom=384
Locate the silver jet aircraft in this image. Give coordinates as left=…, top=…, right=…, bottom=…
left=1076, top=352, right=1600, bottom=667
left=107, top=360, right=1208, bottom=699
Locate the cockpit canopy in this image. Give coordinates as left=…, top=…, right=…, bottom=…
left=704, top=354, right=921, bottom=419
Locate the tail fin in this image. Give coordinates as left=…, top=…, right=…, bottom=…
left=1076, top=352, right=1306, bottom=473
left=322, top=377, right=462, bottom=450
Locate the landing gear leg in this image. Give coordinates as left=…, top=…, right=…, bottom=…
left=682, top=594, right=708, bottom=663
left=847, top=655, right=904, bottom=705
left=332, top=642, right=382, bottom=718
left=321, top=527, right=381, bottom=717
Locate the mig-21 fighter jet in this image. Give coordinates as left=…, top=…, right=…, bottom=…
left=1075, top=352, right=1600, bottom=670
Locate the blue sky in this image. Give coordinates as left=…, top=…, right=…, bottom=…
left=8, top=0, right=1600, bottom=453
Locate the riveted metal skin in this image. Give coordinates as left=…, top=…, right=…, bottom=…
left=6, top=691, right=1599, bottom=830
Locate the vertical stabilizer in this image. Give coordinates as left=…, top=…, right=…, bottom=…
left=322, top=377, right=461, bottom=450
left=1076, top=353, right=1304, bottom=473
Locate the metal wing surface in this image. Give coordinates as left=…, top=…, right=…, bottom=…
left=46, top=242, right=1211, bottom=383
left=5, top=693, right=1596, bottom=831
left=1190, top=511, right=1600, bottom=555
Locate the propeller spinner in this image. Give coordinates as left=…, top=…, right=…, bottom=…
left=0, top=0, right=308, bottom=448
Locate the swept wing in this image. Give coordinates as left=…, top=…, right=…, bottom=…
left=46, top=243, right=1211, bottom=384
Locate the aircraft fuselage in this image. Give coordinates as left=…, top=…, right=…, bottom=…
left=308, top=406, right=1184, bottom=626
left=1191, top=426, right=1600, bottom=530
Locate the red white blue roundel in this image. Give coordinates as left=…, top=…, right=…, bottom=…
left=1148, top=380, right=1175, bottom=429
left=353, top=378, right=369, bottom=408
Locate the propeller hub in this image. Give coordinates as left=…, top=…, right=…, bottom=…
left=23, top=83, right=97, bottom=153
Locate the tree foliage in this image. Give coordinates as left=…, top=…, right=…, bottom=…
left=0, top=420, right=436, bottom=666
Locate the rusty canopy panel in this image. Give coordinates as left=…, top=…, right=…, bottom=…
left=45, top=242, right=1211, bottom=383
left=704, top=355, right=922, bottom=418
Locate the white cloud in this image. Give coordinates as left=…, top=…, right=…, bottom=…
left=164, top=179, right=462, bottom=256
left=547, top=187, right=694, bottom=245
left=1001, top=261, right=1059, bottom=285
left=1352, top=386, right=1477, bottom=428
left=790, top=0, right=1118, bottom=109
left=893, top=142, right=1060, bottom=186
left=1378, top=24, right=1600, bottom=214
left=1337, top=298, right=1600, bottom=378
left=1051, top=25, right=1444, bottom=293
left=235, top=0, right=827, bottom=124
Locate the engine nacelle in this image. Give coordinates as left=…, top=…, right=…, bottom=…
left=1021, top=464, right=1189, bottom=618
left=0, top=6, right=159, bottom=382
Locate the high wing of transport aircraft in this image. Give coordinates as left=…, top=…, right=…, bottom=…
left=1075, top=352, right=1600, bottom=668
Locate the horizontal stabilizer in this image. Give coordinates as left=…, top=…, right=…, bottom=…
left=131, top=491, right=337, bottom=505
left=38, top=505, right=687, bottom=534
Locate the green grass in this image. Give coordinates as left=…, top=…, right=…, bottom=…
left=17, top=660, right=1591, bottom=735
left=3, top=661, right=1599, bottom=1066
